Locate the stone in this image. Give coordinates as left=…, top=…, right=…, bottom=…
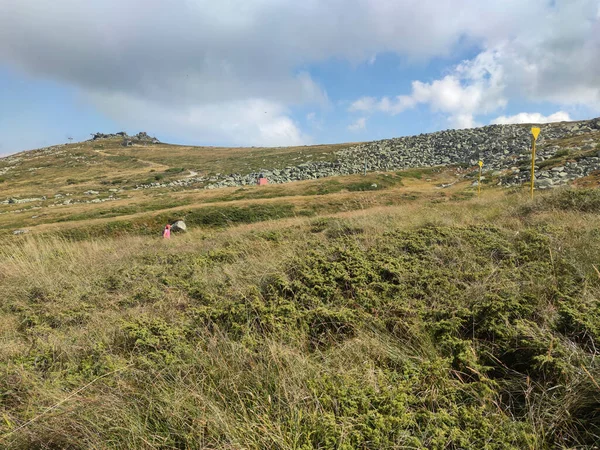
left=13, top=229, right=29, bottom=235
left=535, top=178, right=554, bottom=189
left=171, top=220, right=187, bottom=232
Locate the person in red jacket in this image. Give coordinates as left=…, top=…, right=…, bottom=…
left=163, top=224, right=171, bottom=239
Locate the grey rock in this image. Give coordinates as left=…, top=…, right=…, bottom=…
left=171, top=220, right=187, bottom=232
left=90, top=131, right=160, bottom=144
left=535, top=178, right=554, bottom=189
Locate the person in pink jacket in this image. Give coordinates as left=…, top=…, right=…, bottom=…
left=163, top=224, right=171, bottom=239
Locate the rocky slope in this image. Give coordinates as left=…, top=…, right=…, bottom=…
left=131, top=118, right=600, bottom=191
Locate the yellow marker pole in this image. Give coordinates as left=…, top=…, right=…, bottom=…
left=530, top=128, right=541, bottom=199
left=478, top=160, right=483, bottom=197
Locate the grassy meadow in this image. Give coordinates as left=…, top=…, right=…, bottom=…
left=1, top=178, right=600, bottom=448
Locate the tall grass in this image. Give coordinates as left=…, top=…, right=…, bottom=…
left=1, top=188, right=600, bottom=448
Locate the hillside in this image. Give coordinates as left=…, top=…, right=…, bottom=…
left=1, top=118, right=599, bottom=237
left=1, top=121, right=600, bottom=448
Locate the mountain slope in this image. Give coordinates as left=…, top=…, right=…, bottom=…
left=1, top=121, right=600, bottom=448
left=1, top=118, right=599, bottom=238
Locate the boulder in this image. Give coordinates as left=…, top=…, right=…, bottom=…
left=535, top=178, right=554, bottom=189
left=171, top=220, right=187, bottom=232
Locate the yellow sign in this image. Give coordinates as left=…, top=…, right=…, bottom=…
left=477, top=161, right=483, bottom=196
left=530, top=130, right=538, bottom=199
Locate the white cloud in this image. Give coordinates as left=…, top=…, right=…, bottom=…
left=348, top=1, right=599, bottom=128
left=350, top=49, right=506, bottom=128
left=349, top=95, right=415, bottom=115
left=306, top=112, right=324, bottom=131
left=450, top=114, right=479, bottom=129
left=0, top=0, right=598, bottom=145
left=491, top=111, right=572, bottom=125
left=350, top=97, right=377, bottom=113
left=348, top=117, right=367, bottom=131
left=88, top=92, right=308, bottom=146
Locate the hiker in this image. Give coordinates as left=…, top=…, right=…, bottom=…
left=163, top=224, right=171, bottom=239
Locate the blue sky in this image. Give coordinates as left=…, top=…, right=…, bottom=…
left=1, top=0, right=599, bottom=156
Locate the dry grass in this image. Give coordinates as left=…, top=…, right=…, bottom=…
left=0, top=168, right=462, bottom=235
left=1, top=165, right=600, bottom=448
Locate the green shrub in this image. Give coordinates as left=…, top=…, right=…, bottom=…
left=523, top=188, right=600, bottom=214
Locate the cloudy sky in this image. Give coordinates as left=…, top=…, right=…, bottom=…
left=1, top=0, right=599, bottom=155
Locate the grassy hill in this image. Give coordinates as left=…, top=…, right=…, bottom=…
left=1, top=132, right=600, bottom=448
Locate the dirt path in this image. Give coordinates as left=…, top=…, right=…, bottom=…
left=93, top=149, right=170, bottom=171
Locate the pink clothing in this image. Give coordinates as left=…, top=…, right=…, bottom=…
left=163, top=228, right=171, bottom=239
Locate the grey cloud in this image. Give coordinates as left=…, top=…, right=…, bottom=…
left=0, top=0, right=544, bottom=105
left=348, top=0, right=600, bottom=127
left=1, top=0, right=598, bottom=147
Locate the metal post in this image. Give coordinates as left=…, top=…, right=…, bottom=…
left=530, top=136, right=536, bottom=200
left=477, top=160, right=483, bottom=197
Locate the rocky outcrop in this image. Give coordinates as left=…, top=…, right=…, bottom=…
left=2, top=196, right=46, bottom=205
left=90, top=131, right=160, bottom=144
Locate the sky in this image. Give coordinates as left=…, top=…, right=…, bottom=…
left=1, top=0, right=599, bottom=156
